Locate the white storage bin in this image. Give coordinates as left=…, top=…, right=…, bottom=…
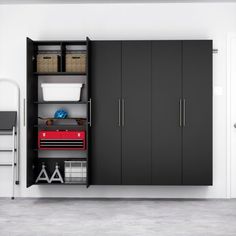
left=41, top=83, right=83, bottom=101
left=64, top=161, right=86, bottom=183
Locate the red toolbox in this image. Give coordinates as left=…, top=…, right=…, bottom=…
left=38, top=130, right=86, bottom=150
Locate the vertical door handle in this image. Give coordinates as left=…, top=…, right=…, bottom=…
left=89, top=98, right=92, bottom=127
left=179, top=99, right=182, bottom=127
left=122, top=99, right=125, bottom=127
left=23, top=98, right=26, bottom=127
left=118, top=99, right=121, bottom=126
left=183, top=99, right=186, bottom=127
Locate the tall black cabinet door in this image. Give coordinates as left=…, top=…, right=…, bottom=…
left=26, top=37, right=37, bottom=187
left=90, top=41, right=122, bottom=185
left=182, top=40, right=212, bottom=185
left=151, top=41, right=182, bottom=185
left=122, top=41, right=151, bottom=185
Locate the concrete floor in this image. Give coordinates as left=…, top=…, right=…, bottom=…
left=0, top=199, right=236, bottom=236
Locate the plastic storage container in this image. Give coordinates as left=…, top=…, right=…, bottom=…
left=64, top=161, right=87, bottom=184
left=41, top=83, right=83, bottom=101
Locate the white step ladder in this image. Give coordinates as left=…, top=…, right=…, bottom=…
left=0, top=79, right=20, bottom=199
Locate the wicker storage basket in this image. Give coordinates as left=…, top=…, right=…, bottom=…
left=66, top=53, right=86, bottom=73
left=37, top=54, right=58, bottom=73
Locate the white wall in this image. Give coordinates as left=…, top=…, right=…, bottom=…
left=0, top=2, right=235, bottom=198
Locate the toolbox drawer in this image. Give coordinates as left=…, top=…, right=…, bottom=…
left=38, top=130, right=86, bottom=150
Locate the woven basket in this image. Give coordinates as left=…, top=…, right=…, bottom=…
left=66, top=53, right=86, bottom=73
left=37, top=54, right=58, bottom=73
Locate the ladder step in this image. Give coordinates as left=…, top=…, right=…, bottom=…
left=0, top=149, right=17, bottom=152
left=0, top=163, right=16, bottom=166
left=0, top=132, right=17, bottom=135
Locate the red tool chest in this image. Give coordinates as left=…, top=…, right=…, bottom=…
left=38, top=130, right=86, bottom=150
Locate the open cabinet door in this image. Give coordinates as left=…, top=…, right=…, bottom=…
left=26, top=37, right=37, bottom=187
left=86, top=37, right=91, bottom=187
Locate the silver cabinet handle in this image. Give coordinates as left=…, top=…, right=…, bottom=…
left=122, top=99, right=125, bottom=127
left=89, top=98, right=92, bottom=127
left=183, top=99, right=186, bottom=127
left=23, top=98, right=26, bottom=127
left=179, top=99, right=182, bottom=127
left=118, top=99, right=121, bottom=126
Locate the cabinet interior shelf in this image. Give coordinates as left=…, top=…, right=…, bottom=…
left=35, top=183, right=86, bottom=185
left=35, top=124, right=86, bottom=130
left=34, top=72, right=86, bottom=76
left=34, top=40, right=86, bottom=45
left=34, top=149, right=87, bottom=152
left=38, top=157, right=87, bottom=159
left=35, top=101, right=87, bottom=104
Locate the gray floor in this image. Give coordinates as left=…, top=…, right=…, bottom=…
left=0, top=199, right=236, bottom=236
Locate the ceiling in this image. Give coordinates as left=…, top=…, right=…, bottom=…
left=0, top=0, right=235, bottom=4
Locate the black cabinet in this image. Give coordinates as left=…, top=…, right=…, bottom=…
left=151, top=40, right=212, bottom=185
left=27, top=38, right=212, bottom=187
left=90, top=39, right=212, bottom=186
left=90, top=41, right=152, bottom=185
left=26, top=38, right=90, bottom=187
